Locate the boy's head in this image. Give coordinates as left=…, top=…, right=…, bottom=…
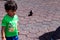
left=4, top=1, right=18, bottom=16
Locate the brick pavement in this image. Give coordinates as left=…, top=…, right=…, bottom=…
left=0, top=0, right=60, bottom=40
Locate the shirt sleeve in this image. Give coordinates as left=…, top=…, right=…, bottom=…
left=16, top=15, right=19, bottom=21
left=1, top=17, right=7, bottom=27
left=17, top=16, right=19, bottom=21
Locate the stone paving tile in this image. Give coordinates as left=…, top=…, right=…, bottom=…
left=0, top=0, right=60, bottom=40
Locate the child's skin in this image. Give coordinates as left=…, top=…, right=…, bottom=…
left=6, top=10, right=16, bottom=17
left=1, top=26, right=6, bottom=40
left=1, top=10, right=20, bottom=40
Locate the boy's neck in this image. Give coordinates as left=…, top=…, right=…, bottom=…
left=7, top=14, right=15, bottom=17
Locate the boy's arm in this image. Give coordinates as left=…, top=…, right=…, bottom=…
left=18, top=27, right=20, bottom=35
left=1, top=26, right=6, bottom=39
left=1, top=16, right=6, bottom=40
left=17, top=22, right=20, bottom=35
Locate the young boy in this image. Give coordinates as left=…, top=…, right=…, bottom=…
left=1, top=1, right=19, bottom=40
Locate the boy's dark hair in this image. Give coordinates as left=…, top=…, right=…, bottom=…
left=4, top=1, right=17, bottom=11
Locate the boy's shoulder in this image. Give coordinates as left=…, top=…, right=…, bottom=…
left=14, top=14, right=19, bottom=19
left=2, top=14, right=8, bottom=22
left=3, top=14, right=7, bottom=19
left=2, top=14, right=18, bottom=20
left=14, top=14, right=18, bottom=17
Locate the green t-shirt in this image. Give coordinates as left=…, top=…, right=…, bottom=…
left=1, top=14, right=19, bottom=37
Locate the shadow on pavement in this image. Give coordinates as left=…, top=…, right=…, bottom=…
left=39, top=26, right=60, bottom=40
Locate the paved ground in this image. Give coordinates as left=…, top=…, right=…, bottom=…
left=0, top=0, right=60, bottom=40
